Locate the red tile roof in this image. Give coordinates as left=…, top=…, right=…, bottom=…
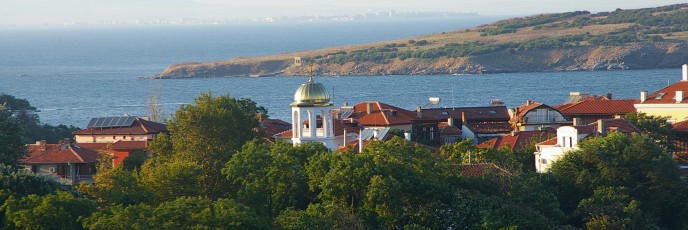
left=556, top=98, right=638, bottom=115
left=673, top=120, right=688, bottom=132
left=421, top=106, right=510, bottom=123
left=537, top=137, right=558, bottom=146
left=459, top=163, right=509, bottom=176
left=74, top=143, right=109, bottom=151
left=640, top=81, right=688, bottom=104
left=73, top=117, right=167, bottom=135
left=349, top=101, right=433, bottom=126
left=111, top=141, right=148, bottom=150
left=23, top=143, right=99, bottom=164
left=478, top=129, right=555, bottom=151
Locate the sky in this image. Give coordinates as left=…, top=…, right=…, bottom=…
left=0, top=0, right=685, bottom=25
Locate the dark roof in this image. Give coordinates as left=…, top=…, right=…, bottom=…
left=459, top=163, right=509, bottom=176
left=556, top=98, right=638, bottom=115
left=73, top=117, right=167, bottom=135
left=421, top=106, right=509, bottom=123
left=478, top=129, right=555, bottom=151
left=23, top=143, right=99, bottom=164
left=464, top=122, right=513, bottom=134
left=439, top=123, right=462, bottom=135
left=260, top=118, right=292, bottom=139
left=640, top=81, right=688, bottom=104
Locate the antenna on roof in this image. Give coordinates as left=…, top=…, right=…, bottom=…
left=308, top=64, right=314, bottom=83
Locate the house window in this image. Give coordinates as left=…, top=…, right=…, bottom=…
left=123, top=136, right=126, bottom=139
left=441, top=111, right=449, bottom=116
left=113, top=136, right=116, bottom=139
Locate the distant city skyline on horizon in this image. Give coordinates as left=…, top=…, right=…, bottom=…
left=0, top=0, right=685, bottom=26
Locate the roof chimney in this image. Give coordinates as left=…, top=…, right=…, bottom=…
left=572, top=118, right=582, bottom=126
left=525, top=100, right=532, bottom=105
left=447, top=117, right=454, bottom=127
left=416, top=106, right=422, bottom=118
left=682, top=64, right=687, bottom=81
left=366, top=103, right=373, bottom=114
left=676, top=90, right=684, bottom=103
left=640, top=91, right=647, bottom=103
left=606, top=93, right=612, bottom=100
left=597, top=119, right=606, bottom=135
left=461, top=112, right=466, bottom=123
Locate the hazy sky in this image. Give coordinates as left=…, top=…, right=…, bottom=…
left=1, top=0, right=685, bottom=25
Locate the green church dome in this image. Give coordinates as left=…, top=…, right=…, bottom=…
left=291, top=77, right=331, bottom=107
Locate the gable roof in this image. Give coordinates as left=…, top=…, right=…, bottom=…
left=348, top=101, right=432, bottom=126
left=23, top=143, right=99, bottom=164
left=535, top=119, right=641, bottom=146
left=510, top=101, right=559, bottom=123
left=639, top=81, right=688, bottom=104
left=73, top=117, right=167, bottom=136
left=556, top=98, right=638, bottom=115
left=421, top=106, right=509, bottom=123
left=478, top=129, right=555, bottom=151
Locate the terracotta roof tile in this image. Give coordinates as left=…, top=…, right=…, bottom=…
left=22, top=143, right=99, bottom=164
left=510, top=101, right=548, bottom=123
left=556, top=98, right=638, bottom=115
left=674, top=120, right=688, bottom=132
left=111, top=141, right=148, bottom=150
left=350, top=101, right=433, bottom=126
left=73, top=117, right=167, bottom=135
left=478, top=129, right=555, bottom=151
left=640, top=81, right=688, bottom=104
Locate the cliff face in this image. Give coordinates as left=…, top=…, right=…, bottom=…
left=153, top=42, right=688, bottom=79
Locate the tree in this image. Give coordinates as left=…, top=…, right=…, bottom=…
left=145, top=92, right=266, bottom=199
left=77, top=166, right=152, bottom=207
left=3, top=191, right=96, bottom=229
left=139, top=160, right=203, bottom=202
left=224, top=140, right=326, bottom=218
left=624, top=112, right=676, bottom=151
left=0, top=105, right=26, bottom=166
left=578, top=186, right=657, bottom=229
left=274, top=204, right=365, bottom=230
left=549, top=132, right=688, bottom=229
left=0, top=163, right=63, bottom=197
left=82, top=197, right=269, bottom=230
left=0, top=94, right=78, bottom=144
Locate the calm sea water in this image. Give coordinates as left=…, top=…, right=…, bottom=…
left=0, top=19, right=679, bottom=127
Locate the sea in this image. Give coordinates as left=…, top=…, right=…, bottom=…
left=0, top=18, right=679, bottom=127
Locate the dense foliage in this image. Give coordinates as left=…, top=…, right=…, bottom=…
left=0, top=94, right=79, bottom=144
left=2, top=92, right=688, bottom=229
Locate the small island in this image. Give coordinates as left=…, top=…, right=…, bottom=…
left=153, top=4, right=688, bottom=79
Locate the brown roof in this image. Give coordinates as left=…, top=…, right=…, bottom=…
left=556, top=98, right=638, bottom=115
left=73, top=117, right=167, bottom=135
left=260, top=118, right=292, bottom=139
left=74, top=143, right=109, bottom=151
left=537, top=137, right=558, bottom=146
left=349, top=101, right=433, bottom=126
left=640, top=81, right=688, bottom=104
left=111, top=141, right=148, bottom=150
left=478, top=129, right=555, bottom=151
left=459, top=163, right=509, bottom=176
left=421, top=106, right=509, bottom=123
left=439, top=123, right=462, bottom=135
left=674, top=120, right=688, bottom=132
left=464, top=122, right=513, bottom=134
left=510, top=101, right=551, bottom=123
left=23, top=143, right=99, bottom=164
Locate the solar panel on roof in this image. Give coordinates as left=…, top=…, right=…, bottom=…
left=86, top=116, right=137, bottom=128
left=86, top=118, right=98, bottom=128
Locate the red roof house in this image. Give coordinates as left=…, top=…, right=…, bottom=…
left=22, top=141, right=99, bottom=185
